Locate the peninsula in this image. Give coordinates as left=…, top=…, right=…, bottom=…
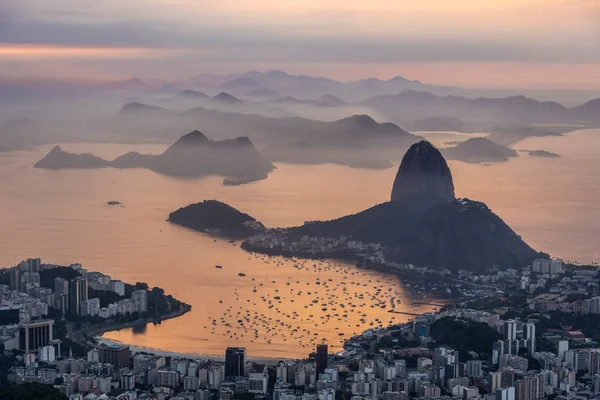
left=0, top=258, right=191, bottom=358
left=169, top=141, right=543, bottom=273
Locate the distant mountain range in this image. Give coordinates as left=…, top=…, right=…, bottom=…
left=34, top=131, right=275, bottom=185
left=362, top=91, right=600, bottom=125
left=181, top=70, right=463, bottom=101
left=115, top=102, right=424, bottom=168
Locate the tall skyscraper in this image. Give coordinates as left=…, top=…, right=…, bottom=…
left=9, top=268, right=20, bottom=292
left=69, top=277, right=88, bottom=315
left=19, top=319, right=54, bottom=353
left=524, top=322, right=536, bottom=340
left=316, top=344, right=328, bottom=380
left=503, top=320, right=517, bottom=341
left=225, top=347, right=246, bottom=380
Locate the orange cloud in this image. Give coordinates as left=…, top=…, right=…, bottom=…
left=0, top=44, right=170, bottom=59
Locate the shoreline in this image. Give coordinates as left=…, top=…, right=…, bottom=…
left=72, top=303, right=192, bottom=349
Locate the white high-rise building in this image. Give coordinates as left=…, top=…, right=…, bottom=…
left=132, top=290, right=148, bottom=313
left=503, top=320, right=517, bottom=341
left=524, top=322, right=536, bottom=340
left=89, top=298, right=100, bottom=317
left=110, top=280, right=125, bottom=296
left=495, top=386, right=515, bottom=400
left=558, top=340, right=569, bottom=361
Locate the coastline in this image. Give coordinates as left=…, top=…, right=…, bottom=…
left=72, top=303, right=192, bottom=349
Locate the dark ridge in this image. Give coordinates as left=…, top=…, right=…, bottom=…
left=168, top=200, right=265, bottom=237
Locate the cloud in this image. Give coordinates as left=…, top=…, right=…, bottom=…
left=0, top=0, right=598, bottom=81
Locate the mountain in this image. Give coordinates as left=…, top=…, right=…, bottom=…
left=391, top=141, right=455, bottom=203
left=150, top=130, right=274, bottom=179
left=443, top=137, right=519, bottom=163
left=316, top=94, right=346, bottom=107
left=283, top=141, right=538, bottom=271
left=169, top=200, right=265, bottom=237
left=262, top=115, right=422, bottom=168
left=246, top=87, right=281, bottom=99
left=288, top=197, right=538, bottom=271
left=35, top=131, right=275, bottom=184
left=34, top=146, right=110, bottom=169
left=117, top=102, right=172, bottom=117
left=210, top=92, right=244, bottom=106
left=238, top=70, right=463, bottom=100
left=219, top=76, right=265, bottom=93
left=361, top=91, right=597, bottom=125
left=175, top=89, right=209, bottom=100
left=404, top=116, right=475, bottom=133
left=112, top=100, right=422, bottom=167
left=571, top=98, right=600, bottom=123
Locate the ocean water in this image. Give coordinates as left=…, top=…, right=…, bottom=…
left=0, top=129, right=598, bottom=357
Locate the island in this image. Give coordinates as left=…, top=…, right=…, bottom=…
left=442, top=137, right=518, bottom=163
left=34, top=130, right=275, bottom=185
left=170, top=141, right=543, bottom=273
left=168, top=200, right=266, bottom=237
left=526, top=149, right=561, bottom=158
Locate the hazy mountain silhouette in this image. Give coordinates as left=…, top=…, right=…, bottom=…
left=210, top=92, right=244, bottom=106
left=113, top=101, right=422, bottom=168
left=35, top=131, right=275, bottom=185
left=442, top=137, right=518, bottom=163
left=362, top=91, right=599, bottom=125
left=34, top=146, right=110, bottom=169
left=246, top=87, right=282, bottom=99
left=404, top=116, right=476, bottom=133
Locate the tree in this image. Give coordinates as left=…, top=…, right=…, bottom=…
left=431, top=317, right=503, bottom=360
left=0, top=382, right=67, bottom=400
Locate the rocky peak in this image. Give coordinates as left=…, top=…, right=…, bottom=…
left=391, top=140, right=455, bottom=203
left=172, top=130, right=209, bottom=146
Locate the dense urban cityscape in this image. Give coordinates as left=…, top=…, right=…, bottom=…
left=2, top=256, right=600, bottom=400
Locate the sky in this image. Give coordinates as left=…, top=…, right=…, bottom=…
left=1, top=0, right=599, bottom=89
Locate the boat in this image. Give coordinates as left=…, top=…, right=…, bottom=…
left=215, top=265, right=222, bottom=269
left=238, top=273, right=246, bottom=277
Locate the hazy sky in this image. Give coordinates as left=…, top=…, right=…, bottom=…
left=1, top=0, right=599, bottom=88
